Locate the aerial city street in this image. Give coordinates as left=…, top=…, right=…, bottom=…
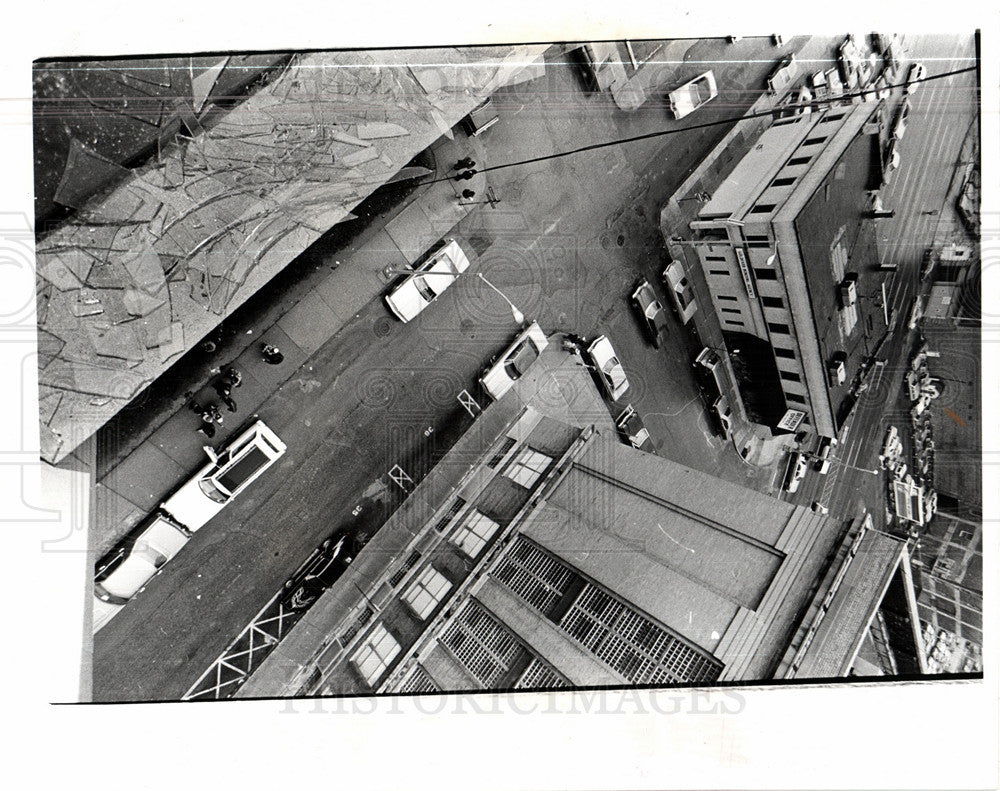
left=31, top=33, right=982, bottom=701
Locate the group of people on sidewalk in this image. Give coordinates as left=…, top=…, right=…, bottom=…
left=190, top=343, right=285, bottom=438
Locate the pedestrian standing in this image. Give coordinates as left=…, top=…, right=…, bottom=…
left=461, top=189, right=476, bottom=199
left=453, top=169, right=476, bottom=182
left=215, top=381, right=238, bottom=413
left=224, top=367, right=243, bottom=388
left=198, top=406, right=217, bottom=438
left=453, top=157, right=475, bottom=170
left=261, top=343, right=284, bottom=365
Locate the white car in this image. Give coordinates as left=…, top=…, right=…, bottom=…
left=892, top=99, right=910, bottom=141
left=586, top=335, right=630, bottom=401
left=663, top=260, right=698, bottom=324
left=160, top=419, right=287, bottom=530
left=906, top=62, right=926, bottom=95
left=668, top=70, right=718, bottom=119
left=93, top=419, right=287, bottom=633
left=384, top=239, right=471, bottom=323
left=93, top=511, right=191, bottom=632
left=784, top=451, right=809, bottom=493
left=480, top=321, right=549, bottom=400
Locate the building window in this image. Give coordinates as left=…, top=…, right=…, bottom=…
left=433, top=498, right=466, bottom=533
left=705, top=254, right=728, bottom=262
left=780, top=370, right=802, bottom=382
left=351, top=623, right=402, bottom=686
left=750, top=204, right=776, bottom=214
left=708, top=269, right=730, bottom=276
left=505, top=447, right=553, bottom=488
left=786, top=392, right=806, bottom=404
left=450, top=510, right=501, bottom=558
left=559, top=585, right=722, bottom=685
left=823, top=112, right=846, bottom=123
left=754, top=267, right=778, bottom=281
left=745, top=234, right=770, bottom=242
left=717, top=294, right=738, bottom=302
left=515, top=659, right=568, bottom=690
left=774, top=347, right=796, bottom=360
left=402, top=565, right=453, bottom=620
left=770, top=176, right=796, bottom=187
left=440, top=600, right=527, bottom=688
left=721, top=307, right=742, bottom=315
left=788, top=156, right=811, bottom=166
left=493, top=537, right=575, bottom=618
left=487, top=437, right=516, bottom=468
left=724, top=319, right=745, bottom=327
left=768, top=322, right=791, bottom=335
left=389, top=550, right=422, bottom=587
left=802, top=135, right=828, bottom=146
left=761, top=295, right=785, bottom=309
left=396, top=664, right=439, bottom=694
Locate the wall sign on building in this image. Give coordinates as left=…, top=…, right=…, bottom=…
left=777, top=409, right=807, bottom=431
left=734, top=247, right=757, bottom=299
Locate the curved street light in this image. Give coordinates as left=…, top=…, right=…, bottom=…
left=477, top=272, right=525, bottom=324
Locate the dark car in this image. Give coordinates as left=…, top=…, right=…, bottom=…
left=281, top=529, right=366, bottom=611
left=615, top=404, right=652, bottom=451
left=463, top=97, right=499, bottom=137
left=630, top=280, right=669, bottom=348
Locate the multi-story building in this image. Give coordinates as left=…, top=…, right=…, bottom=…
left=238, top=357, right=924, bottom=697
left=686, top=102, right=887, bottom=438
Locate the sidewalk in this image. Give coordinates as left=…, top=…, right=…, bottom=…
left=96, top=135, right=491, bottom=555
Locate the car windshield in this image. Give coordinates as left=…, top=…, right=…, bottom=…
left=413, top=275, right=436, bottom=302
left=504, top=340, right=539, bottom=378
left=603, top=357, right=625, bottom=386
left=216, top=446, right=270, bottom=494
left=198, top=478, right=229, bottom=503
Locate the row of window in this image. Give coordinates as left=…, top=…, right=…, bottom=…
left=348, top=444, right=560, bottom=687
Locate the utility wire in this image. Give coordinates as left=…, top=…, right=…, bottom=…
left=422, top=64, right=977, bottom=186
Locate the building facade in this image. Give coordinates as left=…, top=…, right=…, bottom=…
left=687, top=103, right=887, bottom=438
left=240, top=393, right=923, bottom=698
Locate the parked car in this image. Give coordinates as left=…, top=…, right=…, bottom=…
left=662, top=260, right=698, bottom=324
left=384, top=239, right=471, bottom=323
left=615, top=404, right=652, bottom=451
left=479, top=321, right=549, bottom=400
left=668, top=70, right=718, bottom=119
left=586, top=335, right=630, bottom=401
left=711, top=395, right=734, bottom=440
left=814, top=435, right=839, bottom=474
left=159, top=419, right=288, bottom=531
left=94, top=512, right=191, bottom=626
left=93, top=419, right=287, bottom=633
left=463, top=97, right=499, bottom=137
left=784, top=451, right=809, bottom=493
left=630, top=280, right=669, bottom=348
left=892, top=99, right=910, bottom=141
left=768, top=55, right=799, bottom=95
left=906, top=62, right=926, bottom=95
left=281, top=529, right=364, bottom=611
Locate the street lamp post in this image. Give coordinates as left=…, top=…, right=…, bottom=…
left=477, top=272, right=525, bottom=324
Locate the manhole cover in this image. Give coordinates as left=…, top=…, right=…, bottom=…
left=617, top=234, right=626, bottom=247
left=600, top=234, right=612, bottom=250
left=373, top=318, right=392, bottom=337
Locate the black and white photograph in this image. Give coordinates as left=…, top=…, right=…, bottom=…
left=3, top=4, right=997, bottom=789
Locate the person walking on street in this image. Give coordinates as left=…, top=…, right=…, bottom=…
left=453, top=169, right=476, bottom=182
left=461, top=189, right=476, bottom=200
left=196, top=403, right=221, bottom=438
left=261, top=343, right=284, bottom=365
left=224, top=367, right=243, bottom=388
left=215, top=381, right=237, bottom=413
left=453, top=157, right=475, bottom=170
